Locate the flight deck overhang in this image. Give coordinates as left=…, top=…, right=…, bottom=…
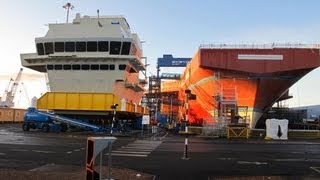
left=198, top=47, right=320, bottom=74
left=21, top=53, right=145, bottom=72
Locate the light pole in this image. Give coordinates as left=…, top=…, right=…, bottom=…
left=170, top=94, right=173, bottom=124
left=63, top=3, right=74, bottom=23
left=110, top=104, right=118, bottom=135
left=183, top=89, right=191, bottom=160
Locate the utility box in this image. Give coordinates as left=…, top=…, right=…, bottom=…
left=86, top=136, right=117, bottom=180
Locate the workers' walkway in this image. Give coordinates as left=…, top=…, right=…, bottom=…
left=106, top=140, right=162, bottom=157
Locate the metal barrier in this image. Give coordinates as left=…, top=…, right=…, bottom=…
left=202, top=116, right=227, bottom=137
left=86, top=137, right=117, bottom=180
left=199, top=43, right=320, bottom=49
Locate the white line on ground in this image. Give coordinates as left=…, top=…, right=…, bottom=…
left=105, top=153, right=148, bottom=157
left=0, top=152, right=6, bottom=155
left=118, top=148, right=153, bottom=152
left=125, top=145, right=159, bottom=148
left=310, top=167, right=320, bottom=173
left=275, top=158, right=306, bottom=162
left=129, top=143, right=161, bottom=146
left=135, top=140, right=162, bottom=143
left=10, top=149, right=29, bottom=152
left=237, top=161, right=268, bottom=165
left=66, top=151, right=73, bottom=154
left=31, top=150, right=56, bottom=154
left=112, top=150, right=151, bottom=154
left=121, top=147, right=156, bottom=150
left=132, top=143, right=161, bottom=146
left=217, top=158, right=237, bottom=160
left=275, top=159, right=320, bottom=162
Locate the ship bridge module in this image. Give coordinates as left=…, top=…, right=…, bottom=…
left=20, top=13, right=147, bottom=133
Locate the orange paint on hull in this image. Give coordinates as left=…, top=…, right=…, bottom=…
left=163, top=47, right=320, bottom=128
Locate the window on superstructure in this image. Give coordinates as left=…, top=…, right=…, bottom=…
left=72, top=64, right=80, bottom=70
left=44, top=42, right=54, bottom=55
left=63, top=65, right=71, bottom=70
left=100, top=65, right=109, bottom=70
left=65, top=42, right=75, bottom=52
left=110, top=64, right=115, bottom=70
left=91, top=64, right=99, bottom=70
left=55, top=42, right=65, bottom=52
left=54, top=65, right=62, bottom=70
left=110, top=41, right=121, bottom=55
left=47, top=65, right=53, bottom=70
left=36, top=43, right=45, bottom=55
left=82, top=64, right=90, bottom=70
left=119, top=64, right=126, bottom=70
left=76, top=42, right=86, bottom=52
left=87, top=41, right=97, bottom=52
left=121, top=42, right=131, bottom=55
left=98, top=41, right=109, bottom=52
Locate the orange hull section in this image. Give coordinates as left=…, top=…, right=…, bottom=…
left=164, top=47, right=320, bottom=128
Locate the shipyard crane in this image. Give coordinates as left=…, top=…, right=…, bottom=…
left=0, top=68, right=23, bottom=108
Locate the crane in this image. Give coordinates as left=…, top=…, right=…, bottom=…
left=0, top=68, right=23, bottom=108
left=21, top=82, right=30, bottom=107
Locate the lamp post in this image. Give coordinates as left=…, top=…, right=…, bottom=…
left=63, top=3, right=74, bottom=23
left=110, top=104, right=118, bottom=135
left=169, top=94, right=173, bottom=124
left=183, top=89, right=191, bottom=160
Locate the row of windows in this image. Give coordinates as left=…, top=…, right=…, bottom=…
left=46, top=64, right=127, bottom=71
left=37, top=41, right=131, bottom=56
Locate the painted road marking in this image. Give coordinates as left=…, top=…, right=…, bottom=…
left=10, top=149, right=28, bottom=152
left=237, top=161, right=268, bottom=165
left=106, top=140, right=162, bottom=158
left=0, top=152, right=6, bottom=155
left=112, top=150, right=151, bottom=154
left=122, top=146, right=156, bottom=150
left=119, top=148, right=154, bottom=151
left=310, top=167, right=320, bottom=173
left=31, top=150, right=55, bottom=154
left=217, top=157, right=237, bottom=161
left=274, top=158, right=320, bottom=162
left=106, top=153, right=148, bottom=157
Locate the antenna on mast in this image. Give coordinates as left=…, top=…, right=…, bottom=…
left=63, top=3, right=74, bottom=23
left=97, top=9, right=102, bottom=27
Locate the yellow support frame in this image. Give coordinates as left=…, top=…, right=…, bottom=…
left=227, top=124, right=250, bottom=139
left=36, top=92, right=144, bottom=114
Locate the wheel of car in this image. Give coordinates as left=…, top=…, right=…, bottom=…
left=22, top=123, right=30, bottom=131
left=42, top=124, right=50, bottom=132
left=60, top=124, right=68, bottom=132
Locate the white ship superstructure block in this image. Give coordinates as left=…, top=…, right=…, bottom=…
left=21, top=13, right=145, bottom=104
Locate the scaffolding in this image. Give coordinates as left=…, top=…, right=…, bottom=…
left=202, top=72, right=242, bottom=137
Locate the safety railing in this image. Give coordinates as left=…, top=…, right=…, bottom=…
left=199, top=43, right=320, bottom=49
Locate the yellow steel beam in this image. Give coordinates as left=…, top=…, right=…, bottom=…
left=37, top=92, right=144, bottom=114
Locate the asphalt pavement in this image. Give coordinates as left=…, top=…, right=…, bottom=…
left=0, top=124, right=320, bottom=180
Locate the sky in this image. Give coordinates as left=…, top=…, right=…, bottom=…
left=0, top=0, right=320, bottom=108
